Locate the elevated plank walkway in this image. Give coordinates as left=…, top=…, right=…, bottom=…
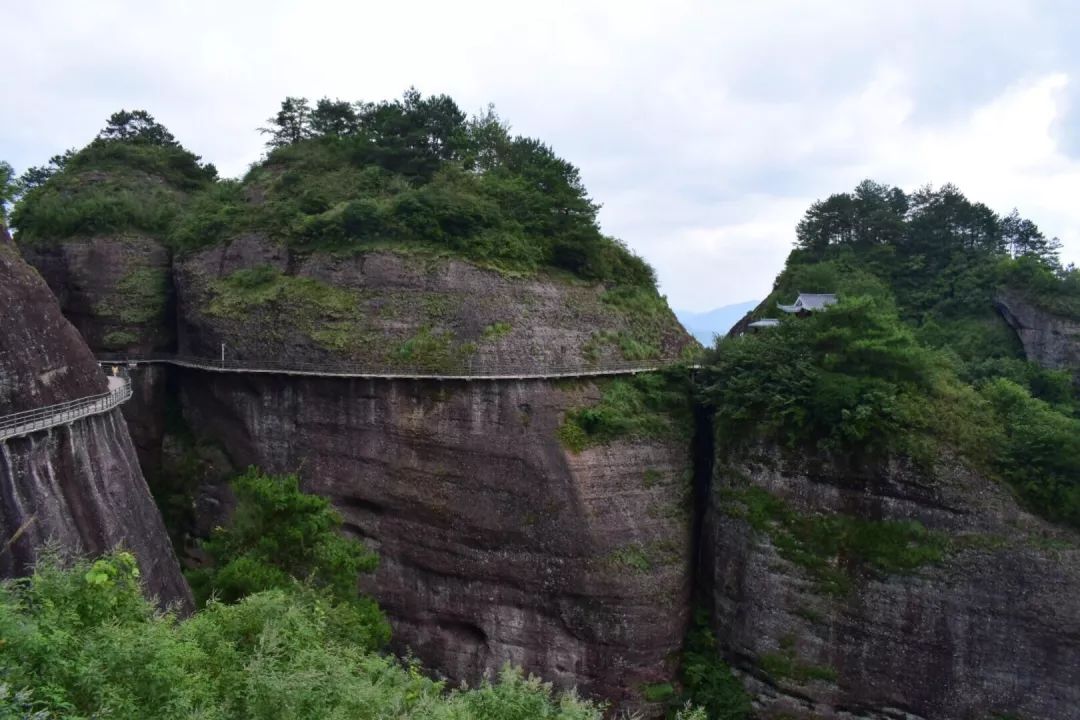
left=94, top=353, right=686, bottom=381
left=0, top=376, right=132, bottom=442
left=2, top=354, right=690, bottom=442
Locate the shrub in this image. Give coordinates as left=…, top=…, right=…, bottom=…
left=0, top=553, right=603, bottom=720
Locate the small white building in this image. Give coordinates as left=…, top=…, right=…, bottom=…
left=777, top=292, right=838, bottom=315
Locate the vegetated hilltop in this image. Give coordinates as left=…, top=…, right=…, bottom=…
left=13, top=111, right=216, bottom=352
left=715, top=179, right=1080, bottom=528
left=692, top=180, right=1080, bottom=720
left=13, top=93, right=691, bottom=369
left=6, top=94, right=699, bottom=716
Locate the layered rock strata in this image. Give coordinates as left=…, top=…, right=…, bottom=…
left=701, top=448, right=1080, bottom=720
left=0, top=229, right=191, bottom=610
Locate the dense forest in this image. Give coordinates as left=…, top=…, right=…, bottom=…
left=702, top=180, right=1080, bottom=528
left=7, top=94, right=654, bottom=290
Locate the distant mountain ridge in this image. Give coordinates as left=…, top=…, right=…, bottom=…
left=675, top=300, right=758, bottom=344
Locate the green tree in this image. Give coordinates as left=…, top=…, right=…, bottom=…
left=260, top=96, right=313, bottom=148
left=0, top=553, right=603, bottom=720
left=310, top=97, right=361, bottom=136
left=0, top=161, right=15, bottom=222
left=17, top=150, right=74, bottom=192
left=98, top=109, right=179, bottom=146
left=188, top=467, right=380, bottom=605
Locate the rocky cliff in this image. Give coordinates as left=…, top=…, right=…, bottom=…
left=995, top=289, right=1080, bottom=375
left=163, top=236, right=697, bottom=711
left=173, top=235, right=688, bottom=369
left=179, top=370, right=693, bottom=709
left=701, top=446, right=1080, bottom=720
left=0, top=228, right=191, bottom=610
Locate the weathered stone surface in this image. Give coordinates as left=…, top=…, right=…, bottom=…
left=23, top=235, right=177, bottom=478
left=0, top=230, right=192, bottom=611
left=995, top=289, right=1080, bottom=374
left=23, top=235, right=174, bottom=354
left=174, top=236, right=691, bottom=369
left=701, top=448, right=1080, bottom=720
left=178, top=369, right=694, bottom=712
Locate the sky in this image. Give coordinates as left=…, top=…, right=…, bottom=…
left=4, top=1, right=1079, bottom=312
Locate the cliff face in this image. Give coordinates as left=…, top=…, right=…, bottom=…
left=173, top=236, right=690, bottom=369
left=701, top=447, right=1080, bottom=720
left=22, top=235, right=174, bottom=354
left=995, top=289, right=1080, bottom=374
left=178, top=370, right=694, bottom=709
left=0, top=230, right=191, bottom=610
left=163, top=237, right=697, bottom=709
left=23, top=236, right=175, bottom=477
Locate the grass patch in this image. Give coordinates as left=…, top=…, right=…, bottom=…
left=102, top=330, right=139, bottom=349
left=640, top=682, right=675, bottom=703
left=723, top=486, right=948, bottom=595
left=482, top=321, right=512, bottom=341
left=606, top=544, right=651, bottom=573
left=206, top=266, right=371, bottom=352
left=558, top=372, right=693, bottom=452
left=97, top=266, right=170, bottom=325
left=759, top=651, right=837, bottom=684
left=393, top=327, right=476, bottom=371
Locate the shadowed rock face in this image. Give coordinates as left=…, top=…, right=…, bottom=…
left=178, top=369, right=694, bottom=712
left=22, top=235, right=174, bottom=354
left=23, top=235, right=175, bottom=477
left=0, top=229, right=191, bottom=610
left=701, top=448, right=1080, bottom=720
left=996, top=290, right=1080, bottom=375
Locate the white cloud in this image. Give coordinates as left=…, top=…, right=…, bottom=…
left=2, top=0, right=1078, bottom=311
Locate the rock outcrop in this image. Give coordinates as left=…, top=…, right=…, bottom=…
left=173, top=236, right=689, bottom=369
left=995, top=289, right=1080, bottom=374
left=0, top=229, right=191, bottom=610
left=178, top=370, right=694, bottom=709
left=161, top=237, right=697, bottom=711
left=701, top=447, right=1080, bottom=720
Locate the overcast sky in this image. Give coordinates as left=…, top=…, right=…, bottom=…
left=4, top=1, right=1079, bottom=311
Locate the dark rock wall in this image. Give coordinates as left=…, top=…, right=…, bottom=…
left=0, top=231, right=191, bottom=611
left=701, top=449, right=1080, bottom=720
left=178, top=369, right=694, bottom=711
left=0, top=412, right=193, bottom=608
left=22, top=235, right=174, bottom=354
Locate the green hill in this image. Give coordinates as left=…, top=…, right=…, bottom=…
left=703, top=180, right=1080, bottom=529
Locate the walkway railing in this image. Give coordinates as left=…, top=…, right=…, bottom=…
left=0, top=377, right=132, bottom=442
left=95, top=353, right=687, bottom=381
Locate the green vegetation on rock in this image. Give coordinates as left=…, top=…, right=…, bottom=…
left=703, top=180, right=1080, bottom=530
left=677, top=609, right=751, bottom=720
left=722, top=485, right=948, bottom=595
left=11, top=111, right=216, bottom=243
left=97, top=266, right=171, bottom=325
left=0, top=553, right=604, bottom=720
left=558, top=372, right=693, bottom=453
left=167, top=90, right=658, bottom=292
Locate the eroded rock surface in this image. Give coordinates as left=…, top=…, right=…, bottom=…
left=174, top=236, right=690, bottom=369
left=995, top=289, right=1080, bottom=373
left=179, top=369, right=694, bottom=711
left=701, top=447, right=1080, bottom=720
left=0, top=230, right=191, bottom=610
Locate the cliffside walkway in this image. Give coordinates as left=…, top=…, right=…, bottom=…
left=0, top=376, right=132, bottom=442
left=94, top=353, right=688, bottom=381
